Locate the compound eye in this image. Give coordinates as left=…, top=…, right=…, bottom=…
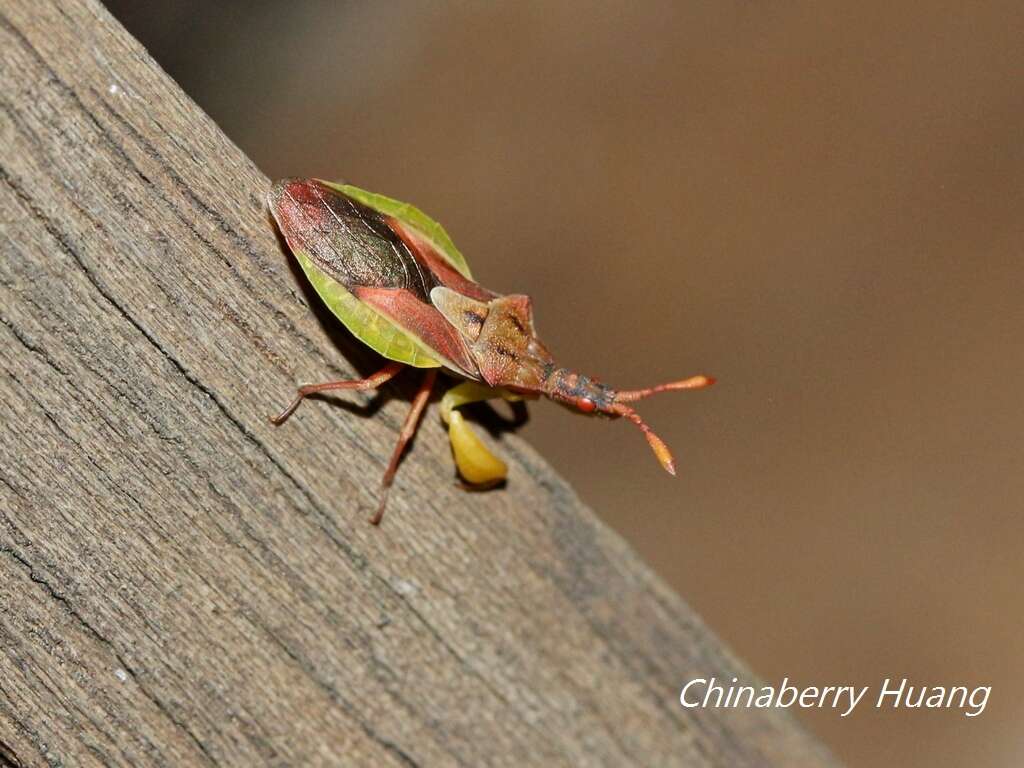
left=577, top=397, right=597, bottom=413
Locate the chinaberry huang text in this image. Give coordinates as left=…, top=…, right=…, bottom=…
left=679, top=677, right=990, bottom=718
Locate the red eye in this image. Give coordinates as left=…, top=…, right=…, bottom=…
left=577, top=398, right=597, bottom=413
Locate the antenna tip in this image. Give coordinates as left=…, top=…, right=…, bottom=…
left=645, top=431, right=677, bottom=476
left=678, top=374, right=714, bottom=389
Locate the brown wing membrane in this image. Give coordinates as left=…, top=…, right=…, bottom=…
left=270, top=179, right=435, bottom=299
left=387, top=215, right=496, bottom=302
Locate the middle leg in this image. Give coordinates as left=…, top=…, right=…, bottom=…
left=371, top=369, right=438, bottom=525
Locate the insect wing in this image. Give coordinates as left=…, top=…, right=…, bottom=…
left=268, top=179, right=478, bottom=375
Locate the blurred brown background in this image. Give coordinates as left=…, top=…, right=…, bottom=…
left=104, top=2, right=1023, bottom=765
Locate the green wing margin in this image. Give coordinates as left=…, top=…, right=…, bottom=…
left=293, top=250, right=443, bottom=369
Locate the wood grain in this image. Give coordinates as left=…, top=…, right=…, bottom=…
left=0, top=1, right=837, bottom=765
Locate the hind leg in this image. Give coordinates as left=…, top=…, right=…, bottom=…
left=270, top=362, right=404, bottom=425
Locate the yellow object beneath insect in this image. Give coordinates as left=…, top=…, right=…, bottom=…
left=440, top=382, right=527, bottom=485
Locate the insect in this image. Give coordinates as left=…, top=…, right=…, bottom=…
left=268, top=179, right=714, bottom=524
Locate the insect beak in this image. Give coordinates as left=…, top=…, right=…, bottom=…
left=609, top=373, right=716, bottom=475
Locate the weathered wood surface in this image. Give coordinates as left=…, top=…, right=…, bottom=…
left=0, top=1, right=837, bottom=766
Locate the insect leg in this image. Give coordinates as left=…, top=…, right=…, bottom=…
left=270, top=361, right=405, bottom=425
left=372, top=369, right=438, bottom=525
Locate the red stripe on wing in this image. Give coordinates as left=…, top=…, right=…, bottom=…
left=386, top=216, right=496, bottom=302
left=352, top=287, right=480, bottom=378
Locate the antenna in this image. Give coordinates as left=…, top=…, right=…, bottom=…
left=611, top=403, right=677, bottom=475
left=615, top=374, right=715, bottom=403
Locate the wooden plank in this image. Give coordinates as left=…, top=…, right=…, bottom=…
left=0, top=1, right=837, bottom=765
